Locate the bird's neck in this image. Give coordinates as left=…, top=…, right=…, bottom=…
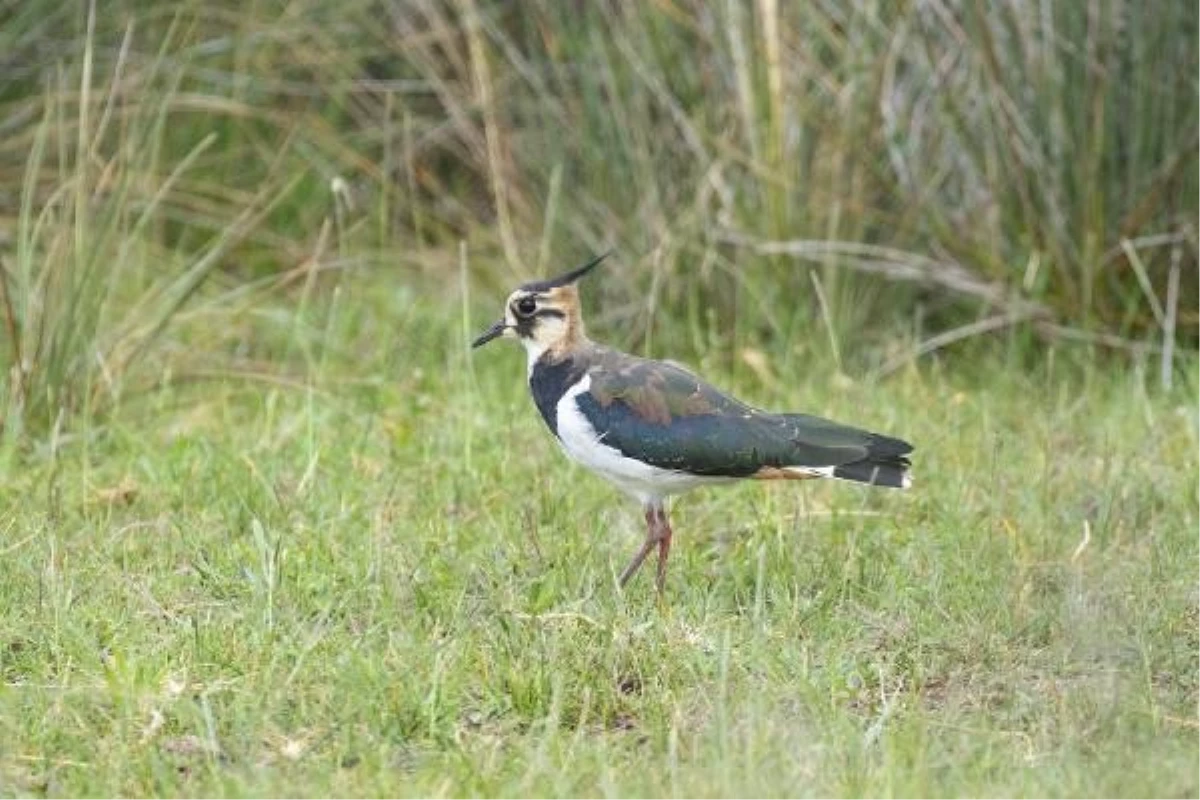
left=523, top=332, right=594, bottom=377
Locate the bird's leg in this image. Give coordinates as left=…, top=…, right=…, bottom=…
left=618, top=505, right=665, bottom=588
left=654, top=506, right=673, bottom=595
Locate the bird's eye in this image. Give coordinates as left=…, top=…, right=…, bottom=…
left=514, top=296, right=538, bottom=317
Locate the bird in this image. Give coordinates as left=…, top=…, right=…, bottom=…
left=472, top=253, right=913, bottom=594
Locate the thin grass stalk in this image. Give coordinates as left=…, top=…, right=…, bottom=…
left=1160, top=246, right=1180, bottom=390
left=456, top=0, right=520, bottom=271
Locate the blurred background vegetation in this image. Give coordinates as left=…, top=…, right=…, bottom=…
left=0, top=0, right=1196, bottom=438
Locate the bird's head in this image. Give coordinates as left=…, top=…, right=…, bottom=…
left=471, top=252, right=609, bottom=361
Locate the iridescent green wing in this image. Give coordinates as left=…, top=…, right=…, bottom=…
left=578, top=352, right=870, bottom=476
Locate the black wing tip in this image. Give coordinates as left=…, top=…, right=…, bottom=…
left=836, top=432, right=913, bottom=488
left=866, top=433, right=914, bottom=459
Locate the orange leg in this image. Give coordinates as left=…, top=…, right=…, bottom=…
left=619, top=504, right=671, bottom=591
left=654, top=507, right=673, bottom=594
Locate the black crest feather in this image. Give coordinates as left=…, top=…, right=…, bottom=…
left=520, top=251, right=611, bottom=293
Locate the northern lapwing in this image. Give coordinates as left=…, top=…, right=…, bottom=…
left=473, top=254, right=913, bottom=594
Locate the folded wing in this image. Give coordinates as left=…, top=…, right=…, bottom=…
left=576, top=352, right=911, bottom=486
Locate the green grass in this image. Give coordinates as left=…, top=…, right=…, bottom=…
left=2, top=0, right=1195, bottom=366
left=1, top=275, right=1195, bottom=797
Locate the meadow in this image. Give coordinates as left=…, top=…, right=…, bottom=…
left=0, top=1, right=1197, bottom=796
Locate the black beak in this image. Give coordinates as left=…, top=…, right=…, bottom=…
left=471, top=319, right=507, bottom=348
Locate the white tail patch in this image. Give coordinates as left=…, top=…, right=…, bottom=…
left=782, top=464, right=913, bottom=489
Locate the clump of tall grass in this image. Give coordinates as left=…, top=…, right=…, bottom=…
left=0, top=6, right=302, bottom=442
left=222, top=1, right=1192, bottom=351
left=874, top=1, right=1196, bottom=361
left=1, top=0, right=1194, bottom=442
left=400, top=1, right=1197, bottom=359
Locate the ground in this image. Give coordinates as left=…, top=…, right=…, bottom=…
left=1, top=282, right=1196, bottom=797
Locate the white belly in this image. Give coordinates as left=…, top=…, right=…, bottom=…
left=553, top=375, right=734, bottom=504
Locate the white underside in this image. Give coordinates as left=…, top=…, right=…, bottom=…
left=555, top=375, right=735, bottom=505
